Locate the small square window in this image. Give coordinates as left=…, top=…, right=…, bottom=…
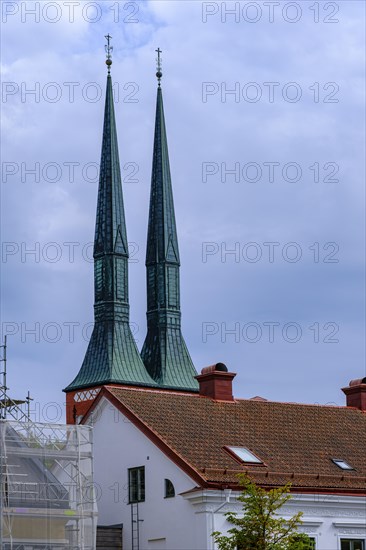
left=226, top=446, right=263, bottom=464
left=128, top=466, right=145, bottom=503
left=331, top=459, right=354, bottom=470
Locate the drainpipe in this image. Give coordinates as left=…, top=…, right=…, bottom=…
left=211, top=488, right=232, bottom=550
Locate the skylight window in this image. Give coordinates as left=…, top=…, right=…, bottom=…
left=332, top=459, right=354, bottom=471
left=226, top=446, right=263, bottom=464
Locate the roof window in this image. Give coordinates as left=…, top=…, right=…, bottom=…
left=332, top=459, right=354, bottom=470
left=226, top=446, right=263, bottom=464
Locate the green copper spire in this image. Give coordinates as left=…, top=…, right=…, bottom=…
left=141, top=51, right=198, bottom=391
left=65, top=39, right=156, bottom=392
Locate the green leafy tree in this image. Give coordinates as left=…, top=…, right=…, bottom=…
left=212, top=475, right=314, bottom=550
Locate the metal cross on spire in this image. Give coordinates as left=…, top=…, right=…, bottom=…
left=156, top=47, right=162, bottom=86
left=105, top=34, right=113, bottom=73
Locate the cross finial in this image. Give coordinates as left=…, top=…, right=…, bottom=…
left=105, top=34, right=113, bottom=73
left=155, top=47, right=162, bottom=86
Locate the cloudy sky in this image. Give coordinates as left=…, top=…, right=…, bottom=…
left=1, top=0, right=365, bottom=422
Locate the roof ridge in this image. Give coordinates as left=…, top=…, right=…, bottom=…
left=108, top=387, right=359, bottom=411
left=107, top=385, right=199, bottom=397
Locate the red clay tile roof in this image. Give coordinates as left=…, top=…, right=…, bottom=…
left=92, top=386, right=366, bottom=494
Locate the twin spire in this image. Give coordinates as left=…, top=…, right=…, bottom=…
left=65, top=38, right=198, bottom=394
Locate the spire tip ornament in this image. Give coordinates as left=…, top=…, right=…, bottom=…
left=155, top=47, right=162, bottom=86
left=105, top=34, right=113, bottom=73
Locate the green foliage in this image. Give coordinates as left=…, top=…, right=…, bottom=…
left=212, top=475, right=314, bottom=550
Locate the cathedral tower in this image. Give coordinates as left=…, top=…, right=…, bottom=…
left=64, top=37, right=156, bottom=422
left=140, top=49, right=198, bottom=391
left=65, top=45, right=198, bottom=423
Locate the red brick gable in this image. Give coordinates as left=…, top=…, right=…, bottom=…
left=84, top=385, right=366, bottom=494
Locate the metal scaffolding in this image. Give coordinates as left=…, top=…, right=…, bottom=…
left=0, top=339, right=97, bottom=549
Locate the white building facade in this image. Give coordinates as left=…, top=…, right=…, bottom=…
left=87, top=391, right=366, bottom=550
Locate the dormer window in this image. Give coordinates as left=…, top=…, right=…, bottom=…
left=225, top=446, right=263, bottom=464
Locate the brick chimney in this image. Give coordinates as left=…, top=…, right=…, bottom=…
left=195, top=363, right=236, bottom=401
left=342, top=378, right=366, bottom=411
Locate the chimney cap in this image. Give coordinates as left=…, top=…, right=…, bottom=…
left=201, top=363, right=228, bottom=375
left=349, top=377, right=366, bottom=387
